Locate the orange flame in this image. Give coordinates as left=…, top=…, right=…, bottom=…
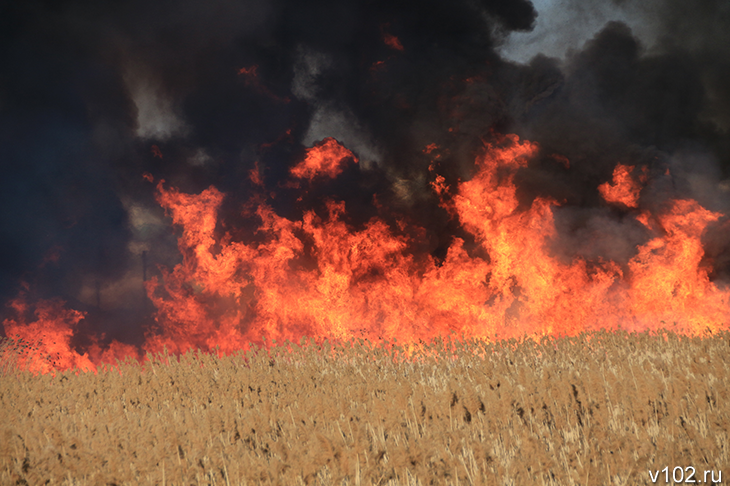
left=290, top=137, right=358, bottom=180
left=143, top=134, right=728, bottom=356
left=2, top=296, right=94, bottom=374
left=626, top=199, right=726, bottom=331
left=2, top=294, right=142, bottom=374
left=598, top=163, right=641, bottom=208
left=4, top=134, right=729, bottom=372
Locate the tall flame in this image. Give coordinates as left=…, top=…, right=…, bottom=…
left=3, top=134, right=729, bottom=372
left=143, top=134, right=728, bottom=354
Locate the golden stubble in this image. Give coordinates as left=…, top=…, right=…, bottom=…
left=1, top=331, right=728, bottom=485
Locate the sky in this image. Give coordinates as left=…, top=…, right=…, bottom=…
left=500, top=0, right=660, bottom=62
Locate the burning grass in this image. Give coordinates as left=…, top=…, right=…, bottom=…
left=1, top=330, right=729, bottom=485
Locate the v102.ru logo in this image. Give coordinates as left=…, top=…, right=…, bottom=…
left=649, top=467, right=722, bottom=484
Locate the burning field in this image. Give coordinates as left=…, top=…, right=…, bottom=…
left=1, top=0, right=730, bottom=483
left=3, top=134, right=730, bottom=372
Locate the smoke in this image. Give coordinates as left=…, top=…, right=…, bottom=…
left=503, top=8, right=729, bottom=275
left=0, top=0, right=728, bottom=340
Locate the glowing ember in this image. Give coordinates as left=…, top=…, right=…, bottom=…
left=238, top=65, right=259, bottom=78
left=151, top=145, right=163, bottom=159
left=237, top=65, right=290, bottom=103
left=382, top=33, right=404, bottom=51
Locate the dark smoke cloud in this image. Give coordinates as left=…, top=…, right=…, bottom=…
left=504, top=9, right=729, bottom=269
left=0, top=0, right=728, bottom=339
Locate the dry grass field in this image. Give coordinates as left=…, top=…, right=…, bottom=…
left=1, top=331, right=728, bottom=485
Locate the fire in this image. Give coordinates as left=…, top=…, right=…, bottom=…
left=627, top=199, right=726, bottom=331
left=382, top=33, right=404, bottom=51
left=2, top=294, right=93, bottom=374
left=2, top=293, right=141, bottom=374
left=598, top=163, right=641, bottom=208
left=3, top=134, right=729, bottom=372
left=290, top=137, right=359, bottom=180
left=143, top=134, right=728, bottom=352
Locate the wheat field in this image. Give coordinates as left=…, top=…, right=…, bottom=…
left=1, top=331, right=728, bottom=485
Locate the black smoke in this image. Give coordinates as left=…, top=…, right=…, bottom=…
left=0, top=0, right=728, bottom=340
